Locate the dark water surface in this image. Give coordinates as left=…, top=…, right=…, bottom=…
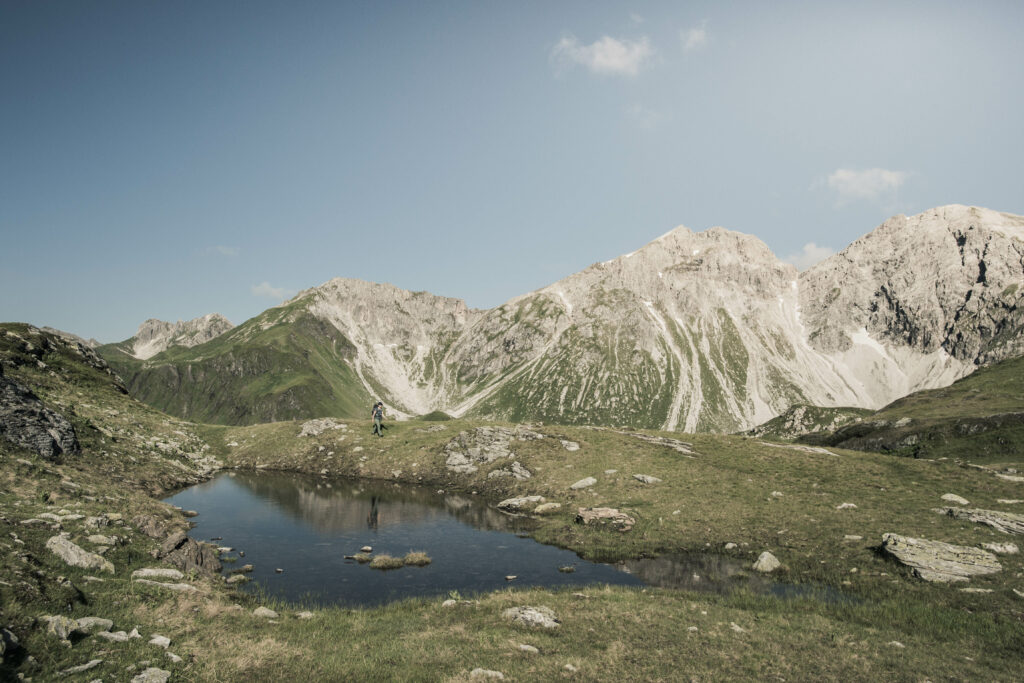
left=164, top=472, right=829, bottom=607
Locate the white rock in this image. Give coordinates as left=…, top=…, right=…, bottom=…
left=633, top=474, right=662, bottom=484
left=149, top=635, right=171, bottom=649
left=982, top=542, right=1019, bottom=555
left=604, top=469, right=618, bottom=475
left=97, top=631, right=130, bottom=642
left=836, top=503, right=857, bottom=510
left=724, top=542, right=737, bottom=550
left=502, top=606, right=560, bottom=629
left=133, top=579, right=196, bottom=592
left=75, top=617, right=113, bottom=633
left=132, top=568, right=184, bottom=580
left=59, top=659, right=103, bottom=676
left=131, top=667, right=172, bottom=683
left=888, top=641, right=905, bottom=649
left=167, top=652, right=183, bottom=663
left=470, top=669, right=504, bottom=679
left=730, top=622, right=746, bottom=633
left=254, top=607, right=279, bottom=619
left=570, top=477, right=597, bottom=490
left=45, top=535, right=114, bottom=574
left=560, top=440, right=580, bottom=452
left=297, top=611, right=315, bottom=619
left=752, top=551, right=780, bottom=573
left=518, top=644, right=539, bottom=654
left=941, top=493, right=970, bottom=506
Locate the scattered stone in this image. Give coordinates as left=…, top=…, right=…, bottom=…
left=888, top=641, right=905, bottom=649
left=443, top=426, right=544, bottom=474
left=96, top=631, right=131, bottom=642
left=1013, top=589, right=1024, bottom=599
left=996, top=474, right=1024, bottom=482
left=570, top=477, right=597, bottom=490
left=253, top=607, right=279, bottom=619
left=149, top=635, right=170, bottom=649
left=225, top=574, right=249, bottom=585
left=230, top=564, right=254, bottom=574
left=575, top=507, right=635, bottom=532
left=129, top=628, right=142, bottom=639
left=752, top=551, right=781, bottom=573
left=633, top=474, right=662, bottom=484
left=87, top=534, right=116, bottom=545
left=959, top=587, right=994, bottom=593
left=603, top=469, right=618, bottom=475
left=497, top=496, right=545, bottom=513
left=982, top=542, right=1019, bottom=555
left=518, top=644, right=539, bottom=654
left=941, top=494, right=970, bottom=506
left=998, top=499, right=1023, bottom=504
left=59, top=659, right=102, bottom=676
left=132, top=568, right=184, bottom=581
left=771, top=491, right=784, bottom=498
left=299, top=417, right=347, bottom=437
left=85, top=516, right=109, bottom=528
left=505, top=575, right=517, bottom=581
left=75, top=617, right=113, bottom=634
left=46, top=535, right=114, bottom=573
left=42, top=615, right=80, bottom=641
left=843, top=535, right=863, bottom=541
left=561, top=440, right=580, bottom=451
left=135, top=579, right=197, bottom=592
left=564, top=663, right=579, bottom=672
left=881, top=533, right=1001, bottom=582
left=687, top=626, right=698, bottom=632
left=724, top=542, right=737, bottom=550
left=730, top=622, right=746, bottom=633
left=620, top=431, right=696, bottom=455
left=934, top=507, right=1024, bottom=535
left=131, top=668, right=171, bottom=683
left=297, top=611, right=314, bottom=619
left=470, top=669, right=504, bottom=679
left=276, top=568, right=283, bottom=573
left=167, top=652, right=183, bottom=664
left=442, top=599, right=457, bottom=607
left=836, top=503, right=857, bottom=510
left=502, top=606, right=560, bottom=629
left=533, top=502, right=561, bottom=515
left=361, top=546, right=373, bottom=553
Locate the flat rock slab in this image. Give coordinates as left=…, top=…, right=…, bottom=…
left=133, top=579, right=197, bottom=592
left=941, top=493, right=970, bottom=506
left=75, top=617, right=113, bottom=634
left=934, top=507, right=1024, bottom=535
left=533, top=502, right=561, bottom=515
left=570, top=477, right=597, bottom=490
left=132, top=668, right=171, bottom=683
left=632, top=474, right=662, bottom=484
left=45, top=535, right=113, bottom=574
left=881, top=533, right=1001, bottom=583
left=575, top=507, right=635, bottom=532
left=497, top=496, right=545, bottom=512
left=502, top=606, right=560, bottom=629
left=132, top=568, right=184, bottom=580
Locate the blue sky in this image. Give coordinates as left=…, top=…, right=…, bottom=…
left=3, top=1, right=1022, bottom=342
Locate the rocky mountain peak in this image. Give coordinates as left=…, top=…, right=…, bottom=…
left=130, top=313, right=234, bottom=359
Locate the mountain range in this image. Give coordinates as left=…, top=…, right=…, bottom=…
left=98, top=204, right=1024, bottom=430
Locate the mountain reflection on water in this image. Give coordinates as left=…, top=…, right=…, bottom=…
left=166, top=472, right=836, bottom=607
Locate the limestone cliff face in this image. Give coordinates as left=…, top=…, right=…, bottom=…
left=129, top=313, right=234, bottom=359
left=107, top=205, right=1024, bottom=431
left=294, top=205, right=1022, bottom=431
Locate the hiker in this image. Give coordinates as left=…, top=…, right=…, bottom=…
left=371, top=400, right=385, bottom=437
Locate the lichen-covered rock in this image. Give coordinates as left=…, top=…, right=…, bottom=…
left=131, top=667, right=172, bottom=683
left=502, top=606, right=560, bottom=629
left=46, top=535, right=114, bottom=574
left=42, top=615, right=81, bottom=641
left=934, top=507, right=1024, bottom=535
left=574, top=507, right=635, bottom=532
left=75, top=617, right=113, bottom=634
left=881, top=533, right=1001, bottom=582
left=569, top=477, right=597, bottom=490
left=0, top=373, right=79, bottom=460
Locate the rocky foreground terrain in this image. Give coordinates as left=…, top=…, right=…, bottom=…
left=3, top=323, right=1024, bottom=680
left=101, top=205, right=1024, bottom=433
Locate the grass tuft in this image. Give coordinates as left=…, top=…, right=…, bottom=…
left=403, top=551, right=432, bottom=566
left=369, top=554, right=405, bottom=570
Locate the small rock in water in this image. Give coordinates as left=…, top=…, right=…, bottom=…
left=558, top=565, right=575, bottom=573
left=361, top=546, right=373, bottom=553
left=752, top=551, right=780, bottom=573
left=505, top=575, right=517, bottom=581
left=941, top=493, right=970, bottom=506
left=276, top=568, right=284, bottom=573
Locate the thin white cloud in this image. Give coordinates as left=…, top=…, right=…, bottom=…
left=251, top=281, right=293, bottom=300
left=551, top=34, right=654, bottom=77
left=626, top=103, right=663, bottom=129
left=204, top=245, right=240, bottom=257
left=682, top=21, right=709, bottom=52
left=630, top=13, right=644, bottom=24
left=825, top=168, right=908, bottom=204
left=782, top=243, right=836, bottom=271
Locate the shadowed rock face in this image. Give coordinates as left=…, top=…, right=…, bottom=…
left=0, top=371, right=79, bottom=460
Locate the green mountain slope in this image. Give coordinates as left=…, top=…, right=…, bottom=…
left=800, top=355, right=1024, bottom=460
left=101, top=300, right=374, bottom=425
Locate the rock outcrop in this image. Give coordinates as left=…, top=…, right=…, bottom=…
left=0, top=371, right=79, bottom=460
left=124, top=314, right=234, bottom=360
left=159, top=531, right=221, bottom=577
left=575, top=507, right=635, bottom=532
left=881, top=533, right=1001, bottom=582
left=934, top=507, right=1024, bottom=535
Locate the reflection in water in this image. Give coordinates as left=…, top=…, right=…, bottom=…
left=166, top=472, right=841, bottom=608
